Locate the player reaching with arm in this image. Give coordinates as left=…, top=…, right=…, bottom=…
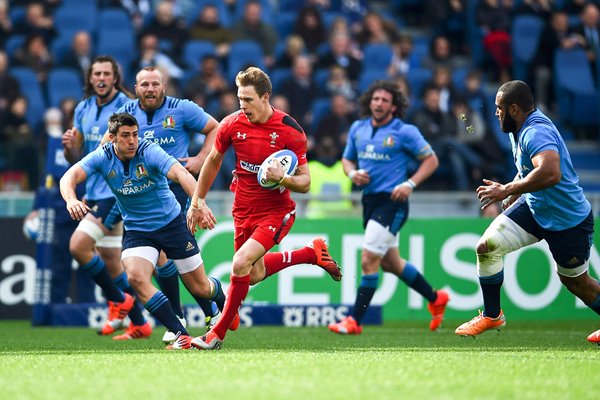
left=455, top=81, right=599, bottom=343
left=187, top=67, right=342, bottom=350
left=327, top=80, right=448, bottom=335
left=60, top=113, right=228, bottom=350
left=61, top=56, right=150, bottom=339
left=116, top=66, right=221, bottom=342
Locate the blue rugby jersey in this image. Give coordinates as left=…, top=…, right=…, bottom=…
left=78, top=139, right=180, bottom=231
left=342, top=117, right=434, bottom=194
left=509, top=109, right=591, bottom=230
left=73, top=92, right=130, bottom=200
left=118, top=97, right=209, bottom=159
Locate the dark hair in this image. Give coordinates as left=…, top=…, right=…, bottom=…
left=497, top=80, right=535, bottom=112
left=108, top=113, right=138, bottom=135
left=358, top=80, right=409, bottom=118
left=235, top=66, right=272, bottom=97
left=84, top=55, right=133, bottom=98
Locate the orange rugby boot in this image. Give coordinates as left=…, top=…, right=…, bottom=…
left=427, top=290, right=450, bottom=331
left=308, top=238, right=342, bottom=281
left=113, top=321, right=152, bottom=340
left=165, top=333, right=192, bottom=350
left=587, top=328, right=600, bottom=344
left=328, top=316, right=362, bottom=335
left=98, top=293, right=134, bottom=336
left=455, top=310, right=506, bottom=337
left=191, top=330, right=223, bottom=350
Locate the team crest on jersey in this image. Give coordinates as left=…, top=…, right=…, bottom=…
left=135, top=163, right=148, bottom=179
left=108, top=170, right=116, bottom=178
left=383, top=136, right=395, bottom=147
left=270, top=132, right=279, bottom=147
left=163, top=115, right=176, bottom=129
left=123, top=179, right=132, bottom=187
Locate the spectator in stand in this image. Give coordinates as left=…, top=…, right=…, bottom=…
left=562, top=0, right=589, bottom=16
left=3, top=95, right=37, bottom=189
left=133, top=33, right=184, bottom=86
left=532, top=10, right=581, bottom=115
left=0, top=51, right=20, bottom=115
left=314, top=93, right=357, bottom=158
left=141, top=0, right=188, bottom=58
left=514, top=0, right=552, bottom=20
left=13, top=1, right=55, bottom=43
left=188, top=3, right=233, bottom=58
left=317, top=32, right=362, bottom=83
left=60, top=31, right=93, bottom=78
left=59, top=97, right=77, bottom=130
left=422, top=0, right=467, bottom=55
left=275, top=35, right=306, bottom=69
left=387, top=34, right=416, bottom=78
left=461, top=69, right=489, bottom=119
left=293, top=6, right=327, bottom=56
left=13, top=33, right=53, bottom=85
left=279, top=55, right=319, bottom=130
left=231, top=0, right=279, bottom=68
left=572, top=3, right=600, bottom=74
left=423, top=34, right=469, bottom=70
left=355, top=11, right=400, bottom=46
left=0, top=0, right=12, bottom=50
left=324, top=64, right=356, bottom=100
left=410, top=86, right=482, bottom=191
left=118, top=0, right=152, bottom=30
left=183, top=54, right=229, bottom=106
left=424, top=65, right=458, bottom=113
left=476, top=0, right=513, bottom=83
left=270, top=94, right=291, bottom=114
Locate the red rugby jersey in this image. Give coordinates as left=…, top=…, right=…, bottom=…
left=215, top=108, right=308, bottom=212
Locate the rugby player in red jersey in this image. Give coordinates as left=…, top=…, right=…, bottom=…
left=187, top=67, right=341, bottom=349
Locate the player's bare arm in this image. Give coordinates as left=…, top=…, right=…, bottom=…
left=179, top=116, right=220, bottom=176
left=391, top=153, right=439, bottom=202
left=477, top=150, right=561, bottom=209
left=166, top=161, right=198, bottom=199
left=269, top=162, right=310, bottom=193
left=59, top=164, right=92, bottom=220
left=62, top=127, right=84, bottom=163
left=187, top=146, right=223, bottom=233
left=342, top=157, right=370, bottom=186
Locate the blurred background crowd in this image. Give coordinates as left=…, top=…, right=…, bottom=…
left=1, top=0, right=599, bottom=195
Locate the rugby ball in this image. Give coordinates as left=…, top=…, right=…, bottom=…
left=257, top=149, right=298, bottom=189
left=23, top=215, right=40, bottom=241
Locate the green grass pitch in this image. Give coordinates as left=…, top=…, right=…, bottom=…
left=0, top=320, right=599, bottom=400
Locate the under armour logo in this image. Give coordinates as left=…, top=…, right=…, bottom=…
left=237, top=132, right=247, bottom=139
left=268, top=226, right=276, bottom=232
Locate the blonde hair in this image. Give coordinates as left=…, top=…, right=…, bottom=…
left=235, top=67, right=272, bottom=97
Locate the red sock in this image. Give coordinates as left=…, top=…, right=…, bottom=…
left=263, top=246, right=317, bottom=278
left=213, top=274, right=250, bottom=340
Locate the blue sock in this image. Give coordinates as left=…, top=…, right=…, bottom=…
left=145, top=291, right=188, bottom=335
left=155, top=260, right=183, bottom=317
left=352, top=273, right=379, bottom=324
left=399, top=262, right=436, bottom=303
left=113, top=272, right=146, bottom=326
left=81, top=255, right=124, bottom=302
left=588, top=290, right=600, bottom=317
left=480, top=271, right=504, bottom=318
left=209, top=277, right=225, bottom=312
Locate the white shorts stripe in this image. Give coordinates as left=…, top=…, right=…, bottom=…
left=122, top=246, right=159, bottom=266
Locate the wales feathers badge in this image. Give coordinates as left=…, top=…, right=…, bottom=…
left=163, top=115, right=175, bottom=129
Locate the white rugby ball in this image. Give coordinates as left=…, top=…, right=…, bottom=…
left=257, top=149, right=298, bottom=189
left=23, top=215, right=40, bottom=241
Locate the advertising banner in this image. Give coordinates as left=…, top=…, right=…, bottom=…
left=1, top=217, right=599, bottom=323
